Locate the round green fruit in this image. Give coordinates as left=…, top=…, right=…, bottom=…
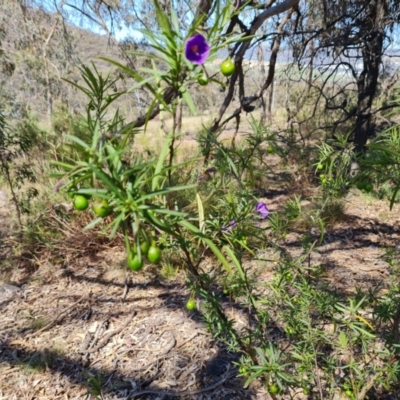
left=197, top=75, right=208, bottom=86
left=267, top=145, right=275, bottom=154
left=74, top=195, right=89, bottom=211
left=140, top=241, right=150, bottom=256
left=127, top=252, right=143, bottom=271
left=321, top=178, right=327, bottom=185
left=317, top=164, right=324, bottom=170
left=93, top=199, right=111, bottom=217
left=186, top=299, right=196, bottom=311
left=68, top=190, right=76, bottom=199
left=345, top=389, right=353, bottom=398
left=284, top=272, right=293, bottom=281
left=220, top=58, right=235, bottom=77
left=268, top=383, right=280, bottom=394
left=356, top=181, right=366, bottom=190
left=364, top=183, right=373, bottom=193
left=303, top=388, right=310, bottom=395
left=147, top=244, right=162, bottom=264
left=67, top=184, right=77, bottom=199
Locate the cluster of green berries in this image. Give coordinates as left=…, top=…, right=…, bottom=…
left=128, top=241, right=162, bottom=271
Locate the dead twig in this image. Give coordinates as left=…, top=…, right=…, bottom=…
left=129, top=368, right=236, bottom=398
left=80, top=310, right=136, bottom=353
left=26, top=293, right=87, bottom=337
left=357, top=372, right=380, bottom=400
left=128, top=331, right=176, bottom=373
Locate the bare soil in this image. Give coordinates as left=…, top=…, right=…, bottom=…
left=1, top=184, right=400, bottom=399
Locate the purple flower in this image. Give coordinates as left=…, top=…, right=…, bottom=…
left=184, top=34, right=210, bottom=65
left=205, top=167, right=216, bottom=174
left=397, top=245, right=400, bottom=252
left=222, top=219, right=237, bottom=233
left=255, top=202, right=269, bottom=219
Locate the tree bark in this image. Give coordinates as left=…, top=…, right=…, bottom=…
left=353, top=0, right=387, bottom=153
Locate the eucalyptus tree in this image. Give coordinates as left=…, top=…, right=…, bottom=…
left=286, top=0, right=400, bottom=152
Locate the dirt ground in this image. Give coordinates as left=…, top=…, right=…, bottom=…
left=1, top=180, right=400, bottom=399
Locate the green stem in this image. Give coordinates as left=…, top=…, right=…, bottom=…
left=174, top=224, right=258, bottom=363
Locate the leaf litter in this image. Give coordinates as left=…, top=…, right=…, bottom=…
left=1, top=186, right=400, bottom=399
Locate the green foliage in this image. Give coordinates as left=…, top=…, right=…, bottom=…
left=0, top=110, right=42, bottom=226
left=315, top=134, right=354, bottom=199
left=358, top=124, right=400, bottom=208
left=83, top=371, right=105, bottom=400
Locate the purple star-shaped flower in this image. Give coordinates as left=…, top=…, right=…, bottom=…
left=184, top=34, right=210, bottom=65
left=255, top=202, right=269, bottom=219
left=222, top=220, right=237, bottom=233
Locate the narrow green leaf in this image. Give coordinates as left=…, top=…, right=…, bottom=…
left=152, top=133, right=173, bottom=191
left=179, top=220, right=232, bottom=275
left=170, top=8, right=180, bottom=34
left=338, top=331, right=348, bottom=348
left=108, top=212, right=124, bottom=239
left=87, top=163, right=124, bottom=200
left=140, top=184, right=196, bottom=201
left=83, top=217, right=104, bottom=231
left=154, top=0, right=173, bottom=39
left=352, top=324, right=376, bottom=339
left=62, top=78, right=92, bottom=97
left=223, top=245, right=245, bottom=280
left=181, top=88, right=197, bottom=115
left=65, top=134, right=90, bottom=150
left=196, top=193, right=205, bottom=233
left=138, top=206, right=186, bottom=217
left=142, top=209, right=173, bottom=233
left=390, top=182, right=400, bottom=210
left=127, top=75, right=158, bottom=92
left=50, top=161, right=75, bottom=170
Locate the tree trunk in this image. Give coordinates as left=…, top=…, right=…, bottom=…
left=353, top=0, right=387, bottom=154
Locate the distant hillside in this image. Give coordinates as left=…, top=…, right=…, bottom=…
left=0, top=2, right=256, bottom=131
left=0, top=1, right=130, bottom=122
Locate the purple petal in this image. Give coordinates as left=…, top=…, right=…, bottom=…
left=185, top=34, right=210, bottom=65
left=255, top=202, right=269, bottom=219
left=222, top=219, right=237, bottom=233
left=206, top=167, right=216, bottom=174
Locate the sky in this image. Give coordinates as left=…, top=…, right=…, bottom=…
left=32, top=0, right=400, bottom=66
